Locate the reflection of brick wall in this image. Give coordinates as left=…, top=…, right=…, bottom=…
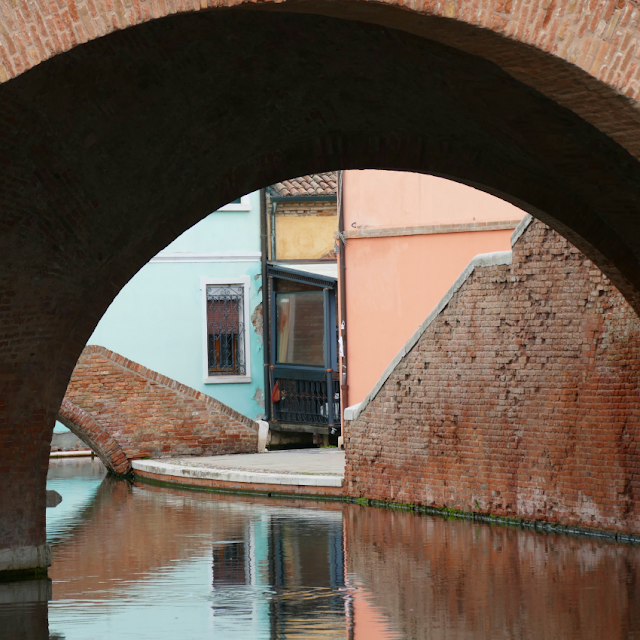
left=345, top=505, right=640, bottom=639
left=61, top=346, right=258, bottom=466
left=49, top=479, right=249, bottom=601
left=50, top=480, right=346, bottom=602
left=346, top=221, right=640, bottom=535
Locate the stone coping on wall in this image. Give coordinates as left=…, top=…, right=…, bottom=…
left=343, top=218, right=524, bottom=240
left=510, top=213, right=534, bottom=246
left=132, top=459, right=343, bottom=488
left=345, top=214, right=533, bottom=422
left=0, top=545, right=51, bottom=574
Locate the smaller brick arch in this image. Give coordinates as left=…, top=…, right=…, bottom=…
left=57, top=399, right=132, bottom=476
left=58, top=345, right=259, bottom=472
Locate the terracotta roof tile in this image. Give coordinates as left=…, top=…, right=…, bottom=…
left=270, top=172, right=337, bottom=197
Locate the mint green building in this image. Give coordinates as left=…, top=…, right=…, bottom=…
left=84, top=192, right=265, bottom=420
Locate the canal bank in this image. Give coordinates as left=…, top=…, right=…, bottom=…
left=30, top=456, right=640, bottom=640
left=132, top=448, right=345, bottom=499
left=130, top=448, right=640, bottom=543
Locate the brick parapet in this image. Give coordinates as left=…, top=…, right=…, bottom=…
left=61, top=346, right=258, bottom=466
left=273, top=201, right=337, bottom=217
left=81, top=345, right=257, bottom=432
left=345, top=219, right=640, bottom=535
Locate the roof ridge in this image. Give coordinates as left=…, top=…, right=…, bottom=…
left=270, top=171, right=338, bottom=198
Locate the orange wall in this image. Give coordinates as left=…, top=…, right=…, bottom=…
left=342, top=170, right=524, bottom=405
left=343, top=170, right=523, bottom=229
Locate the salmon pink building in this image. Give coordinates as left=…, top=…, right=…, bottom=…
left=340, top=170, right=525, bottom=409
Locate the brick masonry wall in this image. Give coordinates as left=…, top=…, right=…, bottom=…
left=274, top=201, right=337, bottom=217
left=345, top=220, right=640, bottom=535
left=60, top=346, right=258, bottom=470
left=57, top=398, right=132, bottom=475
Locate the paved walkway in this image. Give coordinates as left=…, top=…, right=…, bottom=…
left=167, top=448, right=344, bottom=475
left=132, top=449, right=345, bottom=494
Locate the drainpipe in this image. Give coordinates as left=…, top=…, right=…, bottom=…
left=260, top=187, right=271, bottom=421
left=337, top=170, right=349, bottom=428
left=270, top=201, right=277, bottom=261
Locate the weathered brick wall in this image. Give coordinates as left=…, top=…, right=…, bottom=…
left=273, top=200, right=337, bottom=218
left=345, top=220, right=640, bottom=535
left=60, top=346, right=258, bottom=470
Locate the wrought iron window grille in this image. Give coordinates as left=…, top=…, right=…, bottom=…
left=206, top=285, right=246, bottom=376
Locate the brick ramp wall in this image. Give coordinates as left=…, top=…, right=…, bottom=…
left=58, top=346, right=258, bottom=470
left=345, top=219, right=640, bottom=536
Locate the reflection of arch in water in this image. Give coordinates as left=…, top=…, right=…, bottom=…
left=56, top=399, right=132, bottom=476
left=50, top=479, right=350, bottom=632
left=46, top=471, right=120, bottom=548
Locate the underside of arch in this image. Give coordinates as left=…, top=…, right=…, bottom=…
left=4, top=6, right=640, bottom=569
left=4, top=10, right=640, bottom=351
left=57, top=400, right=132, bottom=476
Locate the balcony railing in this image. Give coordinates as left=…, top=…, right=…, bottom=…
left=272, top=378, right=340, bottom=426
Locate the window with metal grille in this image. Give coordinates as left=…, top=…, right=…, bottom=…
left=206, top=285, right=246, bottom=376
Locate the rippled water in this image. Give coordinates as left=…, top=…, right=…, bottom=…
left=2, top=457, right=640, bottom=639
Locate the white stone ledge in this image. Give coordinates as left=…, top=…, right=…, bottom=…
left=132, top=459, right=343, bottom=488
left=343, top=403, right=361, bottom=421
left=151, top=251, right=261, bottom=263
left=344, top=219, right=523, bottom=240
left=50, top=450, right=93, bottom=458
left=510, top=214, right=533, bottom=246
left=0, top=544, right=51, bottom=572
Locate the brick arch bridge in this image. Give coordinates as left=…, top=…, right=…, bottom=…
left=57, top=399, right=132, bottom=476
left=56, top=346, right=259, bottom=477
left=4, top=0, right=640, bottom=576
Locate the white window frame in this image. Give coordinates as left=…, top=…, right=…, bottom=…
left=201, top=276, right=252, bottom=384
left=217, top=194, right=252, bottom=212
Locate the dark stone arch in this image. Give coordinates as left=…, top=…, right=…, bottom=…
left=3, top=5, right=640, bottom=575
left=56, top=400, right=132, bottom=476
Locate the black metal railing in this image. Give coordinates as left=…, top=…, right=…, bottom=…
left=272, top=378, right=340, bottom=425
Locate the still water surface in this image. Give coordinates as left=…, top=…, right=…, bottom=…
left=3, top=457, right=640, bottom=639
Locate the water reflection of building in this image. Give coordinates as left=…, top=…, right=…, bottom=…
left=44, top=464, right=401, bottom=639
left=210, top=509, right=348, bottom=639
left=343, top=505, right=640, bottom=640
left=42, top=460, right=640, bottom=640
left=213, top=541, right=247, bottom=586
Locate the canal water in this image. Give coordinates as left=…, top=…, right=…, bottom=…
left=2, top=457, right=640, bottom=639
